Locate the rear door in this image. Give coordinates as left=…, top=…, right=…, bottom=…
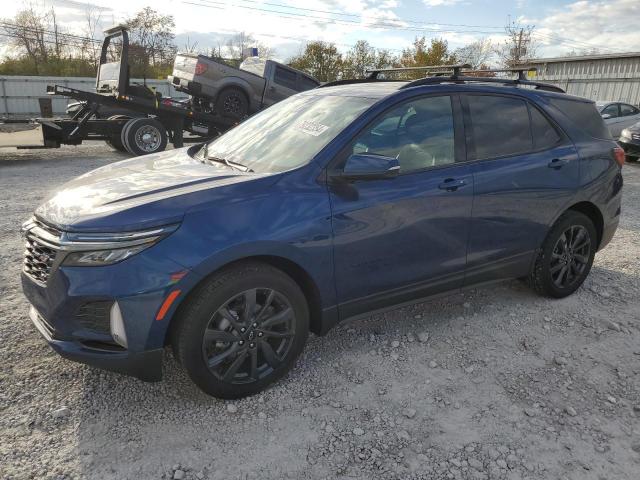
left=263, top=63, right=298, bottom=107
left=462, top=93, right=580, bottom=285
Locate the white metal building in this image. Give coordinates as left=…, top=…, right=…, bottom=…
left=0, top=76, right=183, bottom=118
left=527, top=52, right=640, bottom=105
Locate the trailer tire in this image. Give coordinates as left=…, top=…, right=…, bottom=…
left=105, top=115, right=130, bottom=152
left=215, top=87, right=249, bottom=119
left=121, top=117, right=168, bottom=156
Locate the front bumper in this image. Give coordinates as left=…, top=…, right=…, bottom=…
left=619, top=137, right=640, bottom=158
left=29, top=305, right=163, bottom=381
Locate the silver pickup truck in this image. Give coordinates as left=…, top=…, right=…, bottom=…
left=169, top=55, right=319, bottom=118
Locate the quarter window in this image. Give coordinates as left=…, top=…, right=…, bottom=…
left=467, top=95, right=532, bottom=160
left=273, top=66, right=297, bottom=90
left=347, top=96, right=455, bottom=173
left=530, top=106, right=561, bottom=150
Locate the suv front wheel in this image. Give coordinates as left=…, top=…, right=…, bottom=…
left=529, top=211, right=597, bottom=298
left=172, top=262, right=309, bottom=399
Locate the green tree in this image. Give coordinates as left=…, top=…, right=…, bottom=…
left=400, top=37, right=456, bottom=67
left=288, top=41, right=343, bottom=82
left=124, top=7, right=177, bottom=78
left=342, top=40, right=397, bottom=79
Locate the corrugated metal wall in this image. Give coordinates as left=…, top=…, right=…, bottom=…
left=0, top=76, right=183, bottom=118
left=529, top=55, right=640, bottom=105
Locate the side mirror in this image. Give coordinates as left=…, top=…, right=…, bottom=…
left=333, top=153, right=400, bottom=181
left=601, top=113, right=612, bottom=119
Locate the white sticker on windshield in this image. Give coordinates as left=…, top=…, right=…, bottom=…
left=296, top=120, right=330, bottom=136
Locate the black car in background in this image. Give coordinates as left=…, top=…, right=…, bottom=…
left=619, top=122, right=640, bottom=161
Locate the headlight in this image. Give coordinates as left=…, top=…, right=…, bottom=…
left=62, top=244, right=151, bottom=266
left=60, top=224, right=178, bottom=267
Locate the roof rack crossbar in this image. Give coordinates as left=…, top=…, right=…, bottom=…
left=460, top=67, right=538, bottom=81
left=366, top=64, right=472, bottom=80
left=398, top=75, right=564, bottom=93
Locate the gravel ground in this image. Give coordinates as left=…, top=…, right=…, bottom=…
left=1, top=144, right=639, bottom=480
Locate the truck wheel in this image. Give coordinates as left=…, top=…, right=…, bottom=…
left=215, top=88, right=249, bottom=118
left=121, top=118, right=168, bottom=156
left=105, top=115, right=130, bottom=152
left=171, top=261, right=309, bottom=399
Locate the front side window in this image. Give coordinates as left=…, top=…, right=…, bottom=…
left=601, top=103, right=619, bottom=118
left=205, top=94, right=375, bottom=173
left=467, top=95, right=532, bottom=160
left=347, top=96, right=455, bottom=173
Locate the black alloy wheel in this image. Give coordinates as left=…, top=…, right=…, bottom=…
left=549, top=225, right=591, bottom=289
left=172, top=262, right=309, bottom=399
left=201, top=288, right=296, bottom=384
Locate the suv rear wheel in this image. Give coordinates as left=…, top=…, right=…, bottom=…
left=172, top=262, right=309, bottom=398
left=529, top=211, right=597, bottom=298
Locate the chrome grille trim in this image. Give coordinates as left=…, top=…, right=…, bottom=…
left=22, top=218, right=61, bottom=284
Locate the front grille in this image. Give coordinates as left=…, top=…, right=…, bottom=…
left=22, top=219, right=62, bottom=284
left=74, top=301, right=112, bottom=335
left=632, top=134, right=640, bottom=140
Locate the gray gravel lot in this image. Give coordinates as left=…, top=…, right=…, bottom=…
left=1, top=144, right=639, bottom=480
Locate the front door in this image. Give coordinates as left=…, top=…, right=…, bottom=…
left=328, top=94, right=473, bottom=318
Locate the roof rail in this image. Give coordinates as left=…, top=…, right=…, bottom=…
left=318, top=78, right=402, bottom=89
left=398, top=75, right=564, bottom=93
left=366, top=64, right=472, bottom=79
left=461, top=67, right=538, bottom=81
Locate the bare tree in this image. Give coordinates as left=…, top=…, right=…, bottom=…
left=496, top=20, right=538, bottom=68
left=81, top=3, right=103, bottom=68
left=455, top=38, right=493, bottom=69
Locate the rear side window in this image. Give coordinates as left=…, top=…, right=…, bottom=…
left=621, top=103, right=640, bottom=116
left=549, top=98, right=613, bottom=139
left=467, top=95, right=532, bottom=160
left=274, top=66, right=297, bottom=90
left=530, top=106, right=561, bottom=150
left=299, top=75, right=318, bottom=91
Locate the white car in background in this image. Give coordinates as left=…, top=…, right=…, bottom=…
left=597, top=101, right=640, bottom=138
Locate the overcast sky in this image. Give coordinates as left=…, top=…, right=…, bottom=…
left=2, top=0, right=639, bottom=62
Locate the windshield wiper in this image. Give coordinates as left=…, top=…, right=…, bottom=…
left=206, top=155, right=254, bottom=173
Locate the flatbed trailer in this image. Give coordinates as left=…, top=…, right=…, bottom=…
left=0, top=26, right=242, bottom=155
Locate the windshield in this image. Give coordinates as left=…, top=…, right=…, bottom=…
left=204, top=94, right=376, bottom=173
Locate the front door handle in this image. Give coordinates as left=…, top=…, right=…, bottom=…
left=548, top=158, right=568, bottom=169
left=438, top=178, right=467, bottom=191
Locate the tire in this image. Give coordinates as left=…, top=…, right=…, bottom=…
left=121, top=117, right=168, bottom=156
left=529, top=211, right=597, bottom=298
left=171, top=262, right=309, bottom=399
left=215, top=87, right=249, bottom=118
left=105, top=115, right=130, bottom=152
left=625, top=155, right=637, bottom=163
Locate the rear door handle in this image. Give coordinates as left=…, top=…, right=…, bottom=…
left=438, top=178, right=467, bottom=191
left=548, top=158, right=568, bottom=169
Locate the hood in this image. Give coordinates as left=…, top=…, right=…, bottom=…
left=36, top=147, right=273, bottom=232
left=625, top=121, right=640, bottom=133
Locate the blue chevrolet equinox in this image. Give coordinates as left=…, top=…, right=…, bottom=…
left=21, top=75, right=624, bottom=398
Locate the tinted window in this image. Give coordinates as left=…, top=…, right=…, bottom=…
left=549, top=98, right=613, bottom=139
left=621, top=103, right=639, bottom=116
left=274, top=66, right=297, bottom=90
left=601, top=104, right=619, bottom=118
left=348, top=96, right=455, bottom=173
left=299, top=75, right=319, bottom=91
left=530, top=106, right=561, bottom=150
left=467, top=95, right=532, bottom=159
